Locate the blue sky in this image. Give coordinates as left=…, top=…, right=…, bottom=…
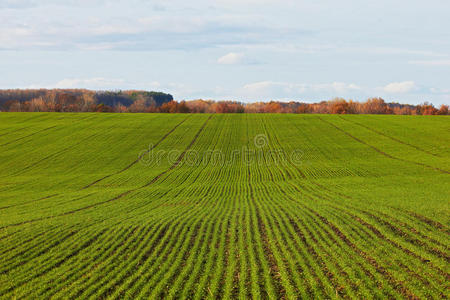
left=1, top=0, right=449, bottom=104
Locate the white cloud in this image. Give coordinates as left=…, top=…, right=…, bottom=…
left=310, top=82, right=360, bottom=93
left=430, top=87, right=450, bottom=94
left=408, top=60, right=450, bottom=66
left=383, top=81, right=416, bottom=93
left=217, top=52, right=244, bottom=65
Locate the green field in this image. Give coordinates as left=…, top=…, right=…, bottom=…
left=0, top=113, right=449, bottom=299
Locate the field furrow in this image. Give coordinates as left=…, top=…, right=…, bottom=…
left=0, top=113, right=448, bottom=299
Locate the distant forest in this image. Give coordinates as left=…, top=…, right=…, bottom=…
left=0, top=89, right=173, bottom=113
left=0, top=89, right=448, bottom=115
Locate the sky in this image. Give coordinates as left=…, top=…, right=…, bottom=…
left=1, top=0, right=449, bottom=104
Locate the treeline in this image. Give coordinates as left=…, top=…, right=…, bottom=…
left=189, top=98, right=448, bottom=115
left=115, top=98, right=448, bottom=115
left=0, top=89, right=448, bottom=115
left=0, top=89, right=173, bottom=112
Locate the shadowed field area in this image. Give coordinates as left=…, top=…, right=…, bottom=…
left=0, top=113, right=448, bottom=299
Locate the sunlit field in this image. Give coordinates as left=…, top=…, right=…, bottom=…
left=0, top=113, right=448, bottom=299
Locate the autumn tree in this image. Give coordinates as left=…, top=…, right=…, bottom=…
left=29, top=97, right=47, bottom=112
left=159, top=101, right=180, bottom=113
left=80, top=92, right=95, bottom=112
left=128, top=99, right=147, bottom=113
left=298, top=104, right=312, bottom=113
left=437, top=104, right=449, bottom=115
left=393, top=106, right=412, bottom=115
left=362, top=98, right=388, bottom=114
left=416, top=102, right=437, bottom=115
left=328, top=98, right=355, bottom=114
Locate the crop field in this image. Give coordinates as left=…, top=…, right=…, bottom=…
left=0, top=113, right=449, bottom=299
